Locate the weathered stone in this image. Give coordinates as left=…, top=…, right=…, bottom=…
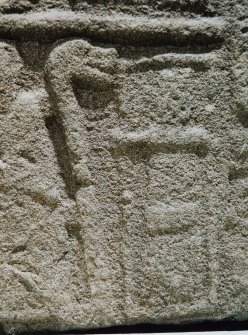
left=0, top=0, right=248, bottom=333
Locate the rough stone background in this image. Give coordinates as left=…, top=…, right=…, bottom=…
left=0, top=0, right=248, bottom=333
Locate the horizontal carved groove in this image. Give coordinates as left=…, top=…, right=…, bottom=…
left=127, top=52, right=220, bottom=72
left=45, top=115, right=81, bottom=200
left=0, top=12, right=226, bottom=47
left=114, top=43, right=221, bottom=59
left=109, top=127, right=210, bottom=160
left=111, top=139, right=209, bottom=159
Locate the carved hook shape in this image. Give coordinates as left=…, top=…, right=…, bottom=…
left=45, top=40, right=119, bottom=191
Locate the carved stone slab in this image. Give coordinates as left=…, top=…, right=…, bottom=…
left=0, top=0, right=248, bottom=333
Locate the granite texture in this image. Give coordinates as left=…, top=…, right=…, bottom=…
left=0, top=0, right=248, bottom=333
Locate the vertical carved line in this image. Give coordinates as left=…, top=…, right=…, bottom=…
left=44, top=114, right=81, bottom=200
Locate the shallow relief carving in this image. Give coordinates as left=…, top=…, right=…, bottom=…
left=43, top=33, right=218, bottom=317
left=0, top=0, right=247, bottom=333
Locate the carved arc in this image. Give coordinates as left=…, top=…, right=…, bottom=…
left=45, top=40, right=118, bottom=194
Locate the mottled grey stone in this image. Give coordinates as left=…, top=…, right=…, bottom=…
left=0, top=0, right=248, bottom=333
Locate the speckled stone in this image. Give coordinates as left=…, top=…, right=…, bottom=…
left=0, top=0, right=248, bottom=333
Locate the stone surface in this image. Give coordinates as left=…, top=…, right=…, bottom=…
left=0, top=0, right=248, bottom=333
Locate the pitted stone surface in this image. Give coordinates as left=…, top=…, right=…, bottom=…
left=0, top=0, right=248, bottom=333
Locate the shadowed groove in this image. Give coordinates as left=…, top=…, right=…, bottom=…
left=45, top=114, right=81, bottom=200
left=109, top=127, right=210, bottom=162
